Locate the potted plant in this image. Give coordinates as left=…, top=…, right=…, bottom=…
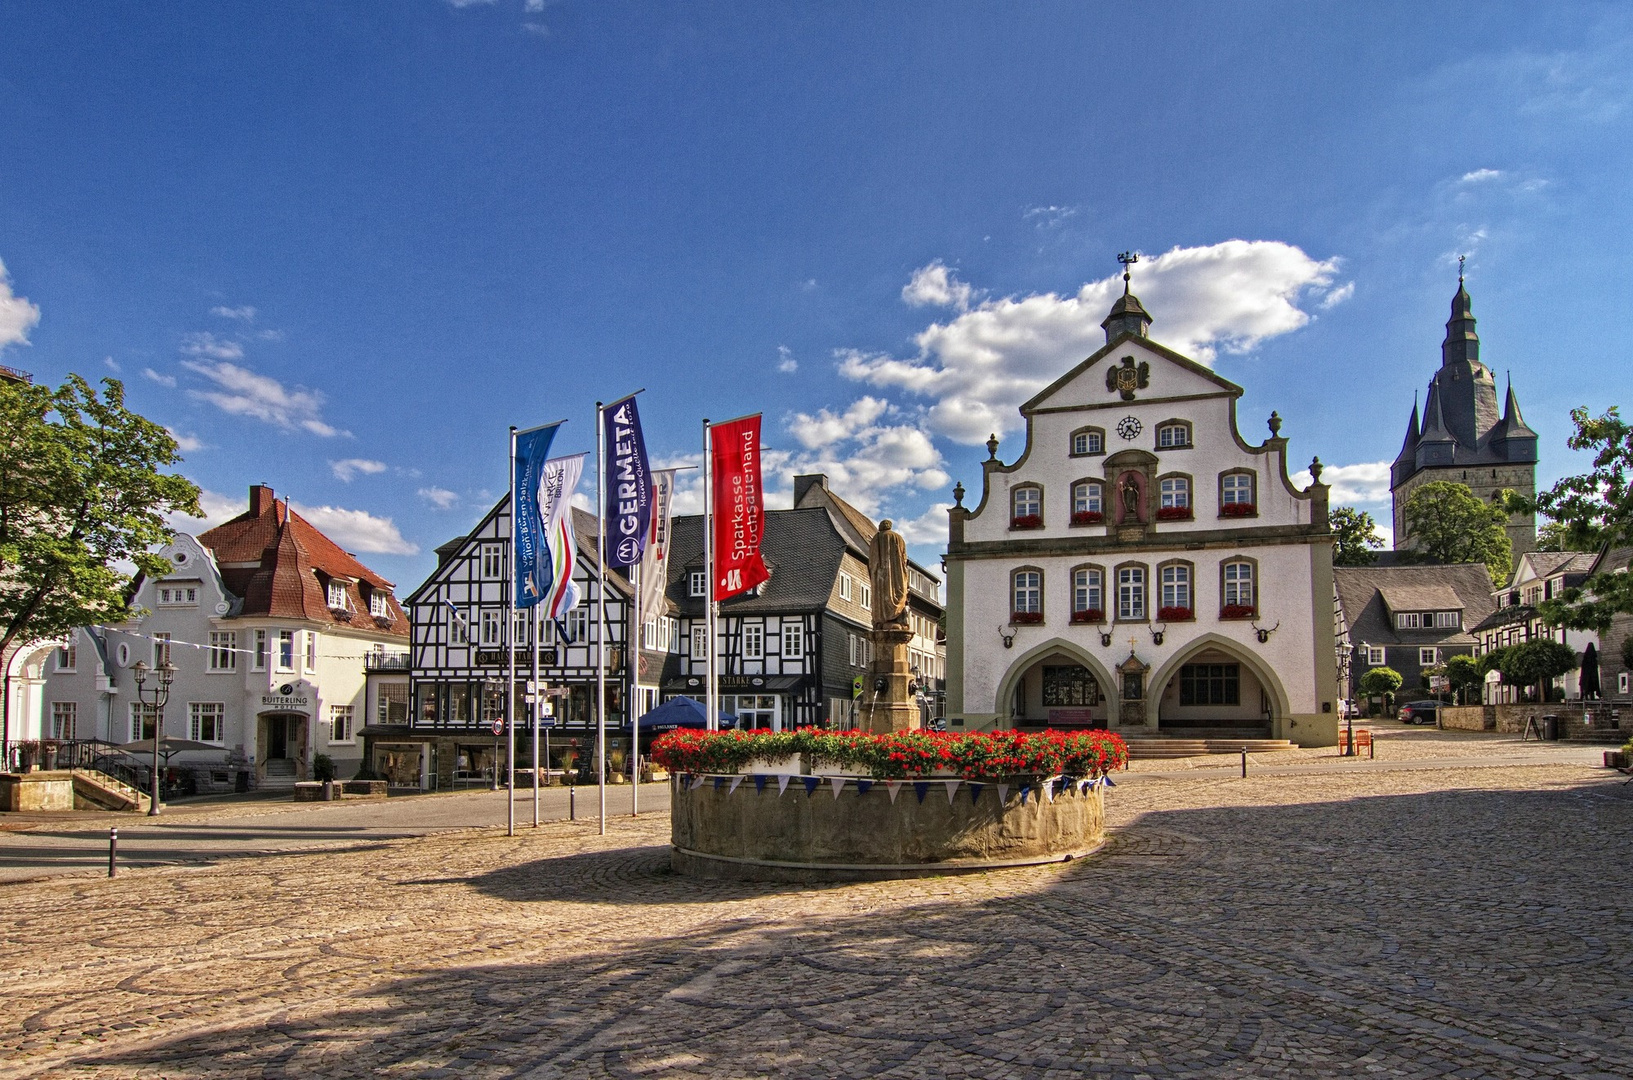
left=1219, top=604, right=1257, bottom=620
left=1011, top=611, right=1044, bottom=625
left=1070, top=608, right=1104, bottom=624
left=1070, top=510, right=1104, bottom=526
left=1010, top=514, right=1043, bottom=530
left=1157, top=606, right=1194, bottom=622
left=313, top=752, right=337, bottom=799
left=1155, top=506, right=1193, bottom=522
left=1220, top=502, right=1256, bottom=518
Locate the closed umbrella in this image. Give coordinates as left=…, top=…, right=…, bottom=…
left=1581, top=642, right=1602, bottom=700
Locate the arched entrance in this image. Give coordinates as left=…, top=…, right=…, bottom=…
left=1147, top=634, right=1290, bottom=737
left=256, top=712, right=310, bottom=783
left=994, top=638, right=1118, bottom=730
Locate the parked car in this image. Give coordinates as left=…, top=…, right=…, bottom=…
left=1398, top=700, right=1440, bottom=725
left=1340, top=699, right=1360, bottom=719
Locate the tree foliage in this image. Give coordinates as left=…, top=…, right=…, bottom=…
left=1358, top=666, right=1403, bottom=698
left=1402, top=480, right=1513, bottom=586
left=1330, top=506, right=1383, bottom=566
left=0, top=375, right=201, bottom=657
left=1443, top=654, right=1485, bottom=703
left=1492, top=639, right=1578, bottom=696
left=1531, top=408, right=1633, bottom=632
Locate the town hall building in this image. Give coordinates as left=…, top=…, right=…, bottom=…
left=944, top=271, right=1340, bottom=746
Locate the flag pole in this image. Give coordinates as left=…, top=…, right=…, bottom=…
left=630, top=558, right=639, bottom=816
left=506, top=426, right=517, bottom=838
left=703, top=419, right=716, bottom=731
left=531, top=604, right=540, bottom=827
left=596, top=401, right=608, bottom=836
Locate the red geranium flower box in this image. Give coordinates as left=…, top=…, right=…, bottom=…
left=1157, top=606, right=1194, bottom=622
left=1155, top=506, right=1192, bottom=522
left=1010, top=514, right=1043, bottom=530
left=1011, top=610, right=1044, bottom=624
left=1220, top=502, right=1257, bottom=517
left=1070, top=510, right=1104, bottom=525
left=1070, top=608, right=1104, bottom=624
left=1220, top=604, right=1257, bottom=620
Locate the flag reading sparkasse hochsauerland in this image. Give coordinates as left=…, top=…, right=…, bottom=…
left=710, top=414, right=769, bottom=601
left=602, top=394, right=652, bottom=568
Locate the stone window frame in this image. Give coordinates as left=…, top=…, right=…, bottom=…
left=1011, top=565, right=1045, bottom=622
left=1219, top=554, right=1260, bottom=615
left=1154, top=418, right=1194, bottom=450
left=1010, top=483, right=1045, bottom=529
left=1113, top=561, right=1149, bottom=623
left=1070, top=477, right=1106, bottom=524
left=1069, top=425, right=1106, bottom=458
left=1218, top=469, right=1258, bottom=517
left=1155, top=471, right=1195, bottom=520
left=1155, top=558, right=1196, bottom=619
left=1069, top=562, right=1106, bottom=622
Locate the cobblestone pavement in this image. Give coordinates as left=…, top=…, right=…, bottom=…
left=3, top=755, right=1631, bottom=1078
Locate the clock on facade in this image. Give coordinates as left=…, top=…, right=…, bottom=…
left=1116, top=416, right=1143, bottom=440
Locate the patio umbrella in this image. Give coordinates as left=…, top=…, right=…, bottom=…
left=115, top=737, right=222, bottom=764
left=1580, top=642, right=1602, bottom=699
left=629, top=696, right=738, bottom=733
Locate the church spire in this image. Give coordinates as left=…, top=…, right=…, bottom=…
left=1390, top=394, right=1422, bottom=487
left=1442, top=264, right=1480, bottom=366
left=1490, top=372, right=1540, bottom=460
left=1101, top=251, right=1152, bottom=342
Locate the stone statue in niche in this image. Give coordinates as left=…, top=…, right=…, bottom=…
left=1117, top=473, right=1145, bottom=523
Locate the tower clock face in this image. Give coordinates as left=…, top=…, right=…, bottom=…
left=1116, top=416, right=1143, bottom=440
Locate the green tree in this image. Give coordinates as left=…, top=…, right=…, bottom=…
left=1330, top=506, right=1383, bottom=566
left=1443, top=653, right=1484, bottom=705
left=1494, top=639, right=1578, bottom=702
left=1402, top=480, right=1513, bottom=586
left=1529, top=407, right=1633, bottom=632
left=0, top=375, right=200, bottom=670
left=1358, top=666, right=1403, bottom=715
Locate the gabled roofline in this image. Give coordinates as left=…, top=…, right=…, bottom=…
left=1019, top=331, right=1243, bottom=415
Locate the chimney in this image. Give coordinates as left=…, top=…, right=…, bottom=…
left=250, top=484, right=276, bottom=516
left=793, top=474, right=828, bottom=507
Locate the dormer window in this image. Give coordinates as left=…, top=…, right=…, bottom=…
left=1434, top=611, right=1460, bottom=629
left=157, top=582, right=200, bottom=606
left=689, top=571, right=707, bottom=598
left=370, top=591, right=389, bottom=619
left=327, top=580, right=349, bottom=610
left=1396, top=612, right=1420, bottom=630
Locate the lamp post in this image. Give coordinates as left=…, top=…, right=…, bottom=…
left=131, top=659, right=176, bottom=817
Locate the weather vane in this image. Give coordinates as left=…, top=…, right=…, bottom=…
left=1117, top=250, right=1139, bottom=294
left=1458, top=254, right=1465, bottom=283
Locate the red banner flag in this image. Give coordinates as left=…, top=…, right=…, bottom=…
left=710, top=414, right=770, bottom=602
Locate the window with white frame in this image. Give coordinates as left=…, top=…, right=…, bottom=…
left=742, top=623, right=764, bottom=660
left=838, top=572, right=853, bottom=602
left=449, top=609, right=469, bottom=645
left=370, top=591, right=389, bottom=618
left=1419, top=647, right=1439, bottom=667
left=860, top=583, right=872, bottom=610
left=377, top=683, right=408, bottom=725
left=692, top=625, right=707, bottom=659
left=782, top=622, right=804, bottom=658
left=55, top=637, right=76, bottom=672
left=566, top=607, right=589, bottom=644
left=305, top=630, right=318, bottom=670
left=1396, top=612, right=1421, bottom=630
left=1159, top=477, right=1190, bottom=509
left=479, top=608, right=503, bottom=646
left=189, top=702, right=225, bottom=743
left=330, top=703, right=355, bottom=743
left=1073, top=568, right=1103, bottom=613
left=1157, top=422, right=1191, bottom=448
left=1622, top=672, right=1631, bottom=695
left=153, top=633, right=172, bottom=667
left=481, top=543, right=503, bottom=578
left=1118, top=567, right=1146, bottom=621
left=513, top=610, right=531, bottom=645
left=1073, top=481, right=1103, bottom=514
left=157, top=583, right=199, bottom=606
left=1364, top=645, right=1385, bottom=666
left=208, top=632, right=237, bottom=672
left=689, top=571, right=707, bottom=597
left=327, top=580, right=349, bottom=610
left=1012, top=486, right=1041, bottom=520
left=51, top=701, right=77, bottom=740
left=253, top=629, right=267, bottom=671
left=1435, top=611, right=1459, bottom=629
left=129, top=702, right=158, bottom=741
left=1160, top=564, right=1191, bottom=610
left=864, top=639, right=874, bottom=665
left=1223, top=560, right=1255, bottom=609
left=1222, top=472, right=1254, bottom=505
left=276, top=629, right=295, bottom=670
left=1071, top=429, right=1104, bottom=456
left=1012, top=570, right=1041, bottom=615
left=848, top=632, right=861, bottom=667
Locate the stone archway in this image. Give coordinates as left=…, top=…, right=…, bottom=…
left=1145, top=633, right=1291, bottom=733
left=993, top=637, right=1120, bottom=729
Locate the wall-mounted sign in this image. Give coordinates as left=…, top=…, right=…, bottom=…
left=262, top=690, right=310, bottom=710
left=476, top=649, right=558, bottom=667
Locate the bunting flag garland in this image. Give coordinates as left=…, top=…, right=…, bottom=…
left=728, top=775, right=744, bottom=795
left=753, top=774, right=767, bottom=795
left=690, top=775, right=706, bottom=791
left=856, top=780, right=873, bottom=797
left=830, top=777, right=847, bottom=799
left=777, top=774, right=792, bottom=796
left=1104, top=775, right=1116, bottom=788
left=802, top=776, right=820, bottom=797
left=1043, top=779, right=1056, bottom=803
left=713, top=776, right=726, bottom=792
left=913, top=781, right=929, bottom=804
left=1019, top=784, right=1031, bottom=806
left=997, top=783, right=1010, bottom=806
left=969, top=782, right=984, bottom=805
left=885, top=781, right=903, bottom=804
left=943, top=779, right=961, bottom=804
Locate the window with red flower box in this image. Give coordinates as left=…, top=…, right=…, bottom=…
left=1157, top=606, right=1194, bottom=622
left=1155, top=505, right=1192, bottom=521
left=1219, top=603, right=1257, bottom=620
left=1069, top=608, right=1104, bottom=624
left=1010, top=514, right=1043, bottom=530
left=1011, top=485, right=1042, bottom=530
left=1070, top=510, right=1104, bottom=525
left=1219, top=502, right=1257, bottom=518
left=1011, top=610, right=1045, bottom=624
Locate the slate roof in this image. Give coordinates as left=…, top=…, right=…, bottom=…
left=667, top=508, right=851, bottom=619
left=1521, top=551, right=1598, bottom=580
left=1334, top=563, right=1496, bottom=648
left=1378, top=583, right=1465, bottom=613
left=197, top=485, right=409, bottom=637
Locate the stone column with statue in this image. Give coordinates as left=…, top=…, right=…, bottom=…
left=858, top=520, right=920, bottom=733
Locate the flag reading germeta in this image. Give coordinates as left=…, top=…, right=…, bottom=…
left=603, top=395, right=653, bottom=568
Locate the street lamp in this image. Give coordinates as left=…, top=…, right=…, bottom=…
left=131, top=659, right=176, bottom=817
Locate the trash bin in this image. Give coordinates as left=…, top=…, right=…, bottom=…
left=235, top=770, right=250, bottom=793
left=1543, top=714, right=1560, bottom=741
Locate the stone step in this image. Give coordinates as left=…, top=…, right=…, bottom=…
left=257, top=773, right=297, bottom=791
left=1125, top=737, right=1297, bottom=759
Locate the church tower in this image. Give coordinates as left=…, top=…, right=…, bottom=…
left=1389, top=274, right=1538, bottom=559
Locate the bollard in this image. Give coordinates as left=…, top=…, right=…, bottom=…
left=108, top=827, right=117, bottom=878
left=1241, top=747, right=1248, bottom=778
left=569, top=785, right=576, bottom=821
left=1369, top=733, right=1376, bottom=760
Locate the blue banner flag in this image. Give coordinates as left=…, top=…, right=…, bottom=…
left=513, top=422, right=563, bottom=608
left=601, top=395, right=652, bottom=568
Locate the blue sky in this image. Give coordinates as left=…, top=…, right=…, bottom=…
left=3, top=2, right=1631, bottom=592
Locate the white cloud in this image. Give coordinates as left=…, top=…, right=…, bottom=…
left=790, top=397, right=890, bottom=449
left=331, top=458, right=388, bottom=482
left=1319, top=282, right=1355, bottom=309
left=844, top=240, right=1343, bottom=444
left=288, top=502, right=418, bottom=556
left=181, top=332, right=244, bottom=361
left=1292, top=459, right=1393, bottom=505
left=890, top=501, right=954, bottom=548
left=901, top=260, right=974, bottom=311
left=166, top=488, right=245, bottom=533
left=0, top=257, right=41, bottom=351
left=446, top=0, right=496, bottom=6
left=210, top=305, right=256, bottom=322
left=525, top=0, right=545, bottom=9
left=777, top=345, right=797, bottom=374
left=1459, top=169, right=1504, bottom=183
left=182, top=359, right=348, bottom=437
left=104, top=356, right=121, bottom=372
left=165, top=428, right=204, bottom=453
left=142, top=367, right=178, bottom=387
left=1023, top=205, right=1078, bottom=228
left=418, top=486, right=460, bottom=510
